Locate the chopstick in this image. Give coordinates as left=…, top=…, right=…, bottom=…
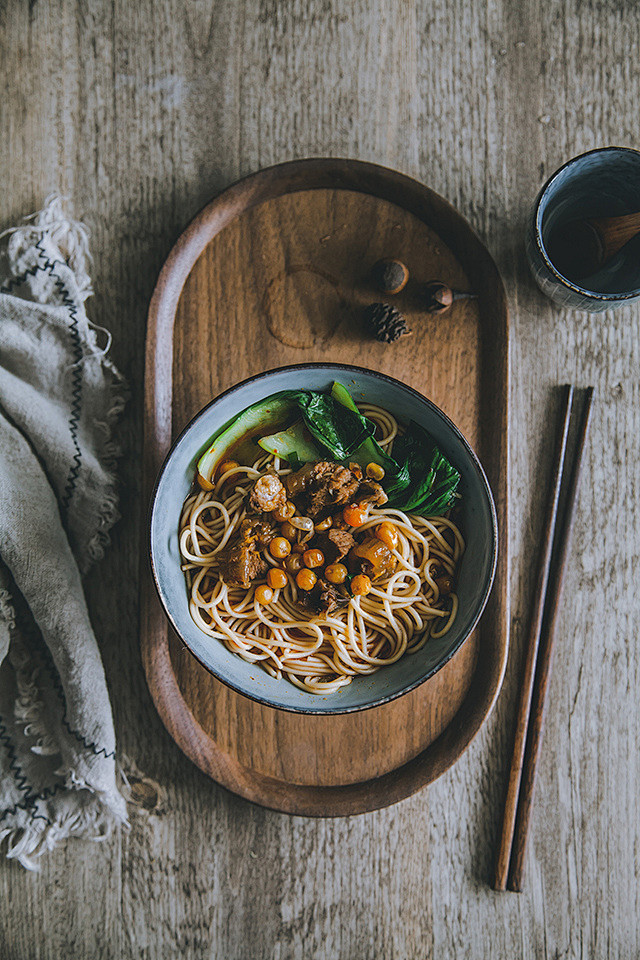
left=492, top=385, right=574, bottom=890
left=493, top=385, right=594, bottom=892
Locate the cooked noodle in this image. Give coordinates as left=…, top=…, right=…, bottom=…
left=179, top=404, right=464, bottom=694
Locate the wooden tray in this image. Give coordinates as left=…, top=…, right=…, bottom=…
left=142, top=159, right=509, bottom=816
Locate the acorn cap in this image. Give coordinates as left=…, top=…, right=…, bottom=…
left=372, top=258, right=409, bottom=295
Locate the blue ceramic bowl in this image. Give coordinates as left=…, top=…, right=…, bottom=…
left=526, top=146, right=640, bottom=311
left=149, top=364, right=498, bottom=714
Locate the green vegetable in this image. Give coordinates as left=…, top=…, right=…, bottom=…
left=387, top=421, right=460, bottom=515
left=417, top=448, right=461, bottom=515
left=283, top=389, right=374, bottom=460
left=330, top=382, right=410, bottom=495
left=196, top=394, right=295, bottom=486
left=258, top=420, right=321, bottom=464
left=331, top=383, right=394, bottom=466
left=197, top=384, right=460, bottom=518
left=330, top=381, right=360, bottom=413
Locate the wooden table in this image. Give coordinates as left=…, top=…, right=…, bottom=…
left=1, top=3, right=638, bottom=957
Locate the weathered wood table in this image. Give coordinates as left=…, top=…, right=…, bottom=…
left=1, top=2, right=638, bottom=957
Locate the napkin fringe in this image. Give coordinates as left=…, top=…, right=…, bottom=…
left=0, top=584, right=15, bottom=633
left=0, top=788, right=127, bottom=870
left=3, top=193, right=93, bottom=303
left=1, top=622, right=128, bottom=871
left=12, top=639, right=59, bottom=757
left=83, top=367, right=129, bottom=570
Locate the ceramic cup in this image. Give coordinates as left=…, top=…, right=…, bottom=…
left=526, top=146, right=640, bottom=311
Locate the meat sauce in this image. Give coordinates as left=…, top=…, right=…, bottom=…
left=215, top=453, right=396, bottom=612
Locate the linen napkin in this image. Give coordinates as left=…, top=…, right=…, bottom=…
left=0, top=197, right=128, bottom=868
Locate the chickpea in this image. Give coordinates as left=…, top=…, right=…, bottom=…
left=296, top=568, right=317, bottom=591
left=289, top=516, right=313, bottom=533
left=303, top=548, right=324, bottom=569
left=216, top=459, right=239, bottom=479
left=314, top=516, right=333, bottom=532
left=325, top=563, right=348, bottom=585
left=343, top=503, right=369, bottom=527
left=267, top=567, right=288, bottom=590
left=375, top=521, right=399, bottom=550
left=273, top=501, right=296, bottom=523
left=366, top=462, right=385, bottom=481
left=292, top=541, right=307, bottom=554
left=254, top=584, right=274, bottom=604
left=351, top=574, right=372, bottom=596
left=284, top=554, right=305, bottom=575
left=269, top=536, right=291, bottom=559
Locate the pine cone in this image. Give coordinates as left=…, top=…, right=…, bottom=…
left=364, top=302, right=410, bottom=344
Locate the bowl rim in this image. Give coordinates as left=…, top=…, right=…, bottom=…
left=148, top=361, right=499, bottom=714
left=533, top=145, right=640, bottom=301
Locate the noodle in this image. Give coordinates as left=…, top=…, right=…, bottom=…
left=178, top=404, right=464, bottom=694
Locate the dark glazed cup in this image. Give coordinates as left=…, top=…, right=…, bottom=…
left=526, top=146, right=640, bottom=312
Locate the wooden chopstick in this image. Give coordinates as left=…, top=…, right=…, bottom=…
left=493, top=385, right=594, bottom=892
left=493, top=385, right=575, bottom=891
left=493, top=385, right=574, bottom=890
left=506, top=386, right=594, bottom=890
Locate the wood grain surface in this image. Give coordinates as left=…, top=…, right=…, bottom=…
left=1, top=1, right=639, bottom=958
left=142, top=162, right=508, bottom=812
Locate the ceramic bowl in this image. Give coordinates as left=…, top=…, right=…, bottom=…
left=526, top=146, right=640, bottom=311
left=149, top=363, right=498, bottom=714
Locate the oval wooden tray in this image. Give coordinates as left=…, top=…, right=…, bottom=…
left=142, top=159, right=509, bottom=816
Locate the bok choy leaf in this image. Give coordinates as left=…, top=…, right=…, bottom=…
left=258, top=420, right=321, bottom=463
left=283, top=390, right=375, bottom=460
left=330, top=381, right=410, bottom=497
left=387, top=420, right=460, bottom=515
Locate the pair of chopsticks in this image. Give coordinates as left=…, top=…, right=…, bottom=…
left=494, top=384, right=594, bottom=892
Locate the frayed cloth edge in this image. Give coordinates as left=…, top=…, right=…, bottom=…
left=12, top=640, right=59, bottom=756
left=3, top=193, right=93, bottom=303
left=79, top=367, right=129, bottom=573
left=0, top=789, right=128, bottom=870
left=0, top=586, right=16, bottom=633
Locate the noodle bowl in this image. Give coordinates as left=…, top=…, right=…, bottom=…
left=179, top=404, right=464, bottom=695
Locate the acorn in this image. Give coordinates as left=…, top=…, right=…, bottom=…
left=424, top=280, right=476, bottom=314
left=424, top=281, right=454, bottom=313
left=371, top=258, right=409, bottom=295
left=364, top=302, right=410, bottom=344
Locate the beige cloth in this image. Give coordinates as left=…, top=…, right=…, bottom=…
left=0, top=197, right=127, bottom=868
